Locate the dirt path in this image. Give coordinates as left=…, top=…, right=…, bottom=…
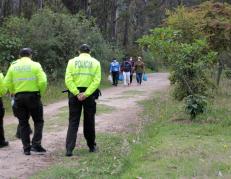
left=0, top=73, right=169, bottom=179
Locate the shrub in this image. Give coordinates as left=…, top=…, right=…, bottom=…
left=185, top=95, right=207, bottom=120
left=166, top=2, right=231, bottom=85
left=142, top=51, right=161, bottom=71
left=0, top=9, right=123, bottom=79
left=0, top=29, right=23, bottom=71
left=138, top=27, right=217, bottom=119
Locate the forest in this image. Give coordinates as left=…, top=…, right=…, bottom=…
left=0, top=0, right=230, bottom=76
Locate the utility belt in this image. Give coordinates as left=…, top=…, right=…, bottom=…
left=15, top=91, right=40, bottom=97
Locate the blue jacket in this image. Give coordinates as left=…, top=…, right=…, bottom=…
left=110, top=61, right=120, bottom=72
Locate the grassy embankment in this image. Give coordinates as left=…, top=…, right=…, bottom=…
left=32, top=78, right=231, bottom=179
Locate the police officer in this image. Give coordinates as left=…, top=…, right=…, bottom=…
left=4, top=48, right=47, bottom=155
left=65, top=44, right=101, bottom=157
left=0, top=72, right=8, bottom=148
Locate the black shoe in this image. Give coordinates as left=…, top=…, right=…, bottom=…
left=24, top=150, right=31, bottom=155
left=89, top=145, right=98, bottom=153
left=31, top=145, right=46, bottom=152
left=65, top=150, right=73, bottom=157
left=0, top=141, right=9, bottom=148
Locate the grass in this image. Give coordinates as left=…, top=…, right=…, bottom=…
left=31, top=78, right=231, bottom=179
left=32, top=133, right=129, bottom=179
left=42, top=80, right=66, bottom=105
left=119, top=79, right=231, bottom=178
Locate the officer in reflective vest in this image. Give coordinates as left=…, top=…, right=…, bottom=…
left=65, top=44, right=101, bottom=157
left=4, top=48, right=47, bottom=155
left=0, top=72, right=8, bottom=148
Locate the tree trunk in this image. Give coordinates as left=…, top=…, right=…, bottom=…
left=0, top=0, right=4, bottom=20
left=36, top=0, right=44, bottom=9
left=79, top=0, right=87, bottom=12
left=123, top=0, right=131, bottom=48
left=61, top=0, right=78, bottom=14
left=216, top=56, right=224, bottom=86
left=102, top=0, right=108, bottom=38
left=110, top=0, right=117, bottom=42
left=11, top=0, right=20, bottom=15
left=216, top=61, right=223, bottom=86
left=86, top=0, right=91, bottom=17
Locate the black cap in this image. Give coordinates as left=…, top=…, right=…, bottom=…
left=79, top=44, right=90, bottom=53
left=19, top=48, right=32, bottom=57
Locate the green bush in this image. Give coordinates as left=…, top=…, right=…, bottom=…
left=185, top=95, right=207, bottom=120
left=142, top=51, right=161, bottom=71
left=0, top=29, right=22, bottom=71
left=0, top=17, right=28, bottom=72
left=0, top=9, right=123, bottom=79
left=138, top=27, right=217, bottom=119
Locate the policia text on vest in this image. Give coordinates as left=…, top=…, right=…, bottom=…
left=4, top=48, right=47, bottom=155
left=65, top=44, right=101, bottom=157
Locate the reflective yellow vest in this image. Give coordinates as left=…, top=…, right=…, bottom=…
left=0, top=73, right=7, bottom=97
left=4, top=57, right=47, bottom=95
left=65, top=53, right=101, bottom=97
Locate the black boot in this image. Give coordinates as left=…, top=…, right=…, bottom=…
left=65, top=150, right=73, bottom=157
left=89, top=144, right=98, bottom=153
left=31, top=145, right=46, bottom=152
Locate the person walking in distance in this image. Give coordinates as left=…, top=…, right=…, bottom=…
left=109, top=58, right=120, bottom=86
left=4, top=48, right=47, bottom=155
left=0, top=72, right=9, bottom=148
left=121, top=57, right=132, bottom=86
left=65, top=44, right=101, bottom=157
left=135, top=56, right=145, bottom=85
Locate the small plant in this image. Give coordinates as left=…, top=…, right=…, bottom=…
left=185, top=95, right=207, bottom=120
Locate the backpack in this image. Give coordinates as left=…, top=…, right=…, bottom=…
left=124, top=61, right=131, bottom=72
